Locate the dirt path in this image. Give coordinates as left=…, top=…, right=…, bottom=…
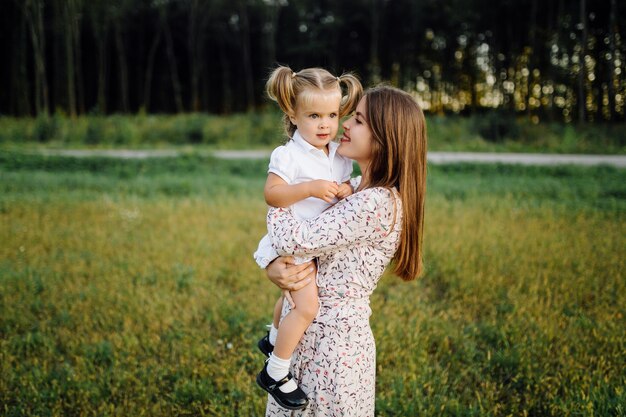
left=34, top=149, right=626, bottom=167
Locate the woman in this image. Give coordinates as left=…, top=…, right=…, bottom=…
left=260, top=85, right=427, bottom=416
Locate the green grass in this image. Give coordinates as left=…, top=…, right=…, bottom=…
left=1, top=111, right=625, bottom=154
left=1, top=153, right=625, bottom=416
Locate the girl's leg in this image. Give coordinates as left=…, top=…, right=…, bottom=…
left=264, top=295, right=283, bottom=347
left=260, top=270, right=317, bottom=398
left=273, top=279, right=319, bottom=359
left=272, top=295, right=284, bottom=329
left=265, top=278, right=318, bottom=393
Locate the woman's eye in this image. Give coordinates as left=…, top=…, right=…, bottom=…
left=355, top=118, right=362, bottom=124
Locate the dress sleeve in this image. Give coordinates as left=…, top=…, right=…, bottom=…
left=349, top=175, right=362, bottom=190
left=268, top=146, right=297, bottom=184
left=253, top=234, right=279, bottom=269
left=267, top=187, right=397, bottom=258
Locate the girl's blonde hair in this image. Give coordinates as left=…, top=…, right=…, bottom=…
left=266, top=65, right=363, bottom=137
left=364, top=85, right=428, bottom=281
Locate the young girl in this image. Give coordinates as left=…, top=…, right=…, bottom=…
left=253, top=66, right=362, bottom=410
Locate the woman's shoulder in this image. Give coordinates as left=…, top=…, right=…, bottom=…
left=345, top=187, right=401, bottom=234
left=352, top=186, right=400, bottom=211
left=360, top=185, right=398, bottom=198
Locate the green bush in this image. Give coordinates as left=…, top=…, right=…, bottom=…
left=85, top=117, right=104, bottom=145
left=471, top=110, right=521, bottom=143
left=32, top=114, right=60, bottom=142
left=0, top=111, right=624, bottom=154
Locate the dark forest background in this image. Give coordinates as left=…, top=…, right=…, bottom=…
left=2, top=0, right=625, bottom=123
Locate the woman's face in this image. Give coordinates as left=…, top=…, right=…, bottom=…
left=337, top=96, right=373, bottom=165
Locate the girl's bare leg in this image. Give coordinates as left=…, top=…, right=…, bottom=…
left=272, top=295, right=283, bottom=329
left=273, top=277, right=319, bottom=359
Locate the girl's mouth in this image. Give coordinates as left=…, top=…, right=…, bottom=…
left=317, top=134, right=330, bottom=139
left=340, top=133, right=351, bottom=142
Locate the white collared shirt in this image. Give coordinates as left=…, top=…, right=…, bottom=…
left=268, top=130, right=353, bottom=220
left=253, top=130, right=353, bottom=268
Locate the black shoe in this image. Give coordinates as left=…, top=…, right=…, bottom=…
left=257, top=332, right=274, bottom=357
left=256, top=363, right=309, bottom=410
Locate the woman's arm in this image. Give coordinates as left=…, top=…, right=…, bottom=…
left=268, top=187, right=396, bottom=258
left=265, top=256, right=316, bottom=291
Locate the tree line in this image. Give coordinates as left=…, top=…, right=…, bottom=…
left=2, top=0, right=624, bottom=122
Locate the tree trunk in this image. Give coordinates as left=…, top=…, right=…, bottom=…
left=527, top=0, right=537, bottom=118
left=577, top=0, right=587, bottom=123
left=162, top=10, right=184, bottom=113
left=73, top=0, right=85, bottom=114
left=188, top=0, right=208, bottom=112
left=368, top=0, right=382, bottom=84
left=265, top=1, right=278, bottom=68
left=114, top=19, right=130, bottom=112
left=65, top=0, right=77, bottom=118
left=11, top=7, right=31, bottom=115
left=89, top=1, right=109, bottom=114
left=465, top=42, right=478, bottom=113
left=189, top=2, right=199, bottom=112
left=239, top=0, right=255, bottom=112
left=143, top=26, right=162, bottom=112
left=96, top=34, right=108, bottom=114
left=53, top=0, right=63, bottom=112
left=606, top=0, right=617, bottom=121
left=218, top=33, right=233, bottom=114
left=25, top=0, right=49, bottom=116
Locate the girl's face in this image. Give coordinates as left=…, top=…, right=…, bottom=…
left=337, top=96, right=373, bottom=166
left=289, top=89, right=341, bottom=152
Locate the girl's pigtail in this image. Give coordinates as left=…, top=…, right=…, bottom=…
left=266, top=66, right=298, bottom=137
left=338, top=73, right=363, bottom=118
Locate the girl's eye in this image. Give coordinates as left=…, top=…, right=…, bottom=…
left=355, top=118, right=362, bottom=124
left=310, top=114, right=319, bottom=119
left=330, top=113, right=338, bottom=118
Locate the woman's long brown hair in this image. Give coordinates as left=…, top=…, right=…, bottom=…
left=364, top=86, right=427, bottom=281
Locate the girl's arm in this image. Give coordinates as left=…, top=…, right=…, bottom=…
left=265, top=173, right=340, bottom=207
left=268, top=187, right=397, bottom=258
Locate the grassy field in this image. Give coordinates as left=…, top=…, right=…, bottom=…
left=1, top=112, right=625, bottom=154
left=1, top=153, right=625, bottom=416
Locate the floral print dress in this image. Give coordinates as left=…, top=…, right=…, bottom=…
left=265, top=185, right=402, bottom=417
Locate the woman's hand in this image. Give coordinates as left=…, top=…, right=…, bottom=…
left=266, top=256, right=316, bottom=295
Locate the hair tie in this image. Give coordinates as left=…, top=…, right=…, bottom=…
left=291, top=72, right=297, bottom=78
left=336, top=76, right=341, bottom=82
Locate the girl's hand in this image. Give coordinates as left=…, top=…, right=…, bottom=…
left=282, top=289, right=295, bottom=309
left=336, top=182, right=354, bottom=200
left=308, top=180, right=339, bottom=203
left=266, top=256, right=316, bottom=292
